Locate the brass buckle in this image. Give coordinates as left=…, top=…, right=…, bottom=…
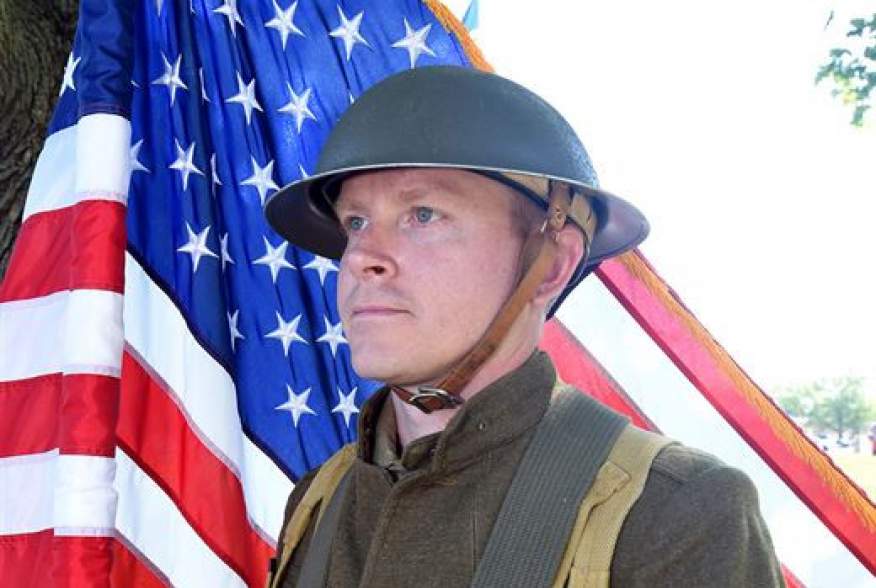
left=407, top=387, right=464, bottom=413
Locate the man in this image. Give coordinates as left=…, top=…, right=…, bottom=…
left=264, top=66, right=784, bottom=587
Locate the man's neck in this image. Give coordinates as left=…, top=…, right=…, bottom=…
left=390, top=338, right=538, bottom=448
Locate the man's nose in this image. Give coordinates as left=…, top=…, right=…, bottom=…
left=341, top=223, right=399, bottom=279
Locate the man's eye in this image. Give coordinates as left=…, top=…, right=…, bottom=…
left=344, top=216, right=367, bottom=232
left=414, top=206, right=438, bottom=224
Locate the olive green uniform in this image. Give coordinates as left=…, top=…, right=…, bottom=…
left=273, top=351, right=785, bottom=587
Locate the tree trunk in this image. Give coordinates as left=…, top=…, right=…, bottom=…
left=0, top=0, right=79, bottom=280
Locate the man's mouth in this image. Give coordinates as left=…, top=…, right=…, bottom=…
left=351, top=305, right=409, bottom=318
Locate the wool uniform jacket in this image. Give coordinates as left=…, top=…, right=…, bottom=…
left=271, top=351, right=785, bottom=587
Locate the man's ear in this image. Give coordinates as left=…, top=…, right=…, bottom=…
left=532, top=224, right=585, bottom=312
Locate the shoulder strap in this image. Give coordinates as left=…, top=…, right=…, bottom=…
left=558, top=425, right=675, bottom=588
left=296, top=472, right=352, bottom=588
left=471, top=386, right=629, bottom=588
left=269, top=443, right=357, bottom=588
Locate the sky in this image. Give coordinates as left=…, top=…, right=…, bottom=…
left=447, top=0, right=876, bottom=399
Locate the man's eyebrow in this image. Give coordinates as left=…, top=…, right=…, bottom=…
left=333, top=195, right=367, bottom=215
left=397, top=181, right=465, bottom=203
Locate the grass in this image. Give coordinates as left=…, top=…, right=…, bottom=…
left=833, top=453, right=876, bottom=501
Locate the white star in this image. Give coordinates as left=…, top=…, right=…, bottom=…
left=226, top=72, right=263, bottom=125
left=265, top=312, right=307, bottom=356
left=169, top=139, right=204, bottom=191
left=241, top=156, right=279, bottom=206
left=298, top=163, right=310, bottom=179
left=265, top=0, right=304, bottom=49
left=220, top=232, right=235, bottom=271
left=253, top=236, right=295, bottom=283
left=391, top=18, right=436, bottom=69
left=332, top=387, right=359, bottom=428
left=130, top=139, right=150, bottom=174
left=317, top=316, right=348, bottom=357
left=177, top=223, right=218, bottom=272
left=348, top=91, right=355, bottom=104
left=329, top=5, right=369, bottom=61
left=275, top=385, right=316, bottom=427
left=278, top=84, right=317, bottom=133
left=60, top=53, right=81, bottom=96
left=227, top=309, right=244, bottom=351
left=303, top=255, right=338, bottom=285
left=151, top=53, right=188, bottom=106
left=213, top=0, right=244, bottom=37
left=199, top=68, right=210, bottom=103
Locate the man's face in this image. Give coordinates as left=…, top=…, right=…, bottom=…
left=335, top=168, right=527, bottom=386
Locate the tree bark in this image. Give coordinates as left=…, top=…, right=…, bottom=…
left=0, top=0, right=79, bottom=280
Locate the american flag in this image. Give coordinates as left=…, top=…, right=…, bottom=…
left=1, top=0, right=874, bottom=586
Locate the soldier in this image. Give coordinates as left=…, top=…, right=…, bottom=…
left=264, top=66, right=784, bottom=587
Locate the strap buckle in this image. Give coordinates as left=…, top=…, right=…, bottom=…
left=408, top=387, right=465, bottom=413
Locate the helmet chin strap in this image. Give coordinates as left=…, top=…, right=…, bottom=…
left=391, top=181, right=582, bottom=414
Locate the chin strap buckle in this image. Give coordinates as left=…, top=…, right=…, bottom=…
left=399, top=386, right=465, bottom=414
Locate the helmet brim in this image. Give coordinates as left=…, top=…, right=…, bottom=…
left=264, top=163, right=649, bottom=271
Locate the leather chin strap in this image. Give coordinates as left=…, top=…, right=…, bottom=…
left=392, top=181, right=584, bottom=414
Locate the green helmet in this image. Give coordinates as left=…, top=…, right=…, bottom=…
left=265, top=65, right=648, bottom=314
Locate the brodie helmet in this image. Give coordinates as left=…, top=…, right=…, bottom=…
left=265, top=66, right=648, bottom=412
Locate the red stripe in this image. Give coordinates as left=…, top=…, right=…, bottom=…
left=51, top=535, right=114, bottom=588
left=118, top=350, right=273, bottom=588
left=0, top=532, right=114, bottom=587
left=0, top=200, right=126, bottom=302
left=111, top=537, right=170, bottom=588
left=596, top=252, right=876, bottom=575
left=0, top=530, right=54, bottom=587
left=541, top=320, right=656, bottom=431
left=0, top=373, right=118, bottom=458
left=59, top=374, right=119, bottom=457
left=0, top=532, right=167, bottom=588
left=781, top=564, right=806, bottom=588
left=0, top=375, right=60, bottom=456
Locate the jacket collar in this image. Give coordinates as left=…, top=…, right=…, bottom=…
left=357, top=350, right=556, bottom=475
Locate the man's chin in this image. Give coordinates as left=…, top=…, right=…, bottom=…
left=351, top=352, right=443, bottom=387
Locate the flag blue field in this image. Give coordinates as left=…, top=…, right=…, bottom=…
left=0, top=0, right=475, bottom=585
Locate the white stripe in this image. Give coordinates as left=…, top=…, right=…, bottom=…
left=0, top=450, right=57, bottom=534
left=124, top=253, right=293, bottom=543
left=23, top=114, right=129, bottom=222
left=114, top=448, right=246, bottom=587
left=54, top=454, right=117, bottom=535
left=0, top=290, right=123, bottom=382
left=0, top=451, right=115, bottom=537
left=558, top=278, right=874, bottom=588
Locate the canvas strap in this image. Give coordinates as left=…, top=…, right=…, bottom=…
left=295, top=472, right=352, bottom=588
left=470, top=386, right=629, bottom=588
left=268, top=444, right=357, bottom=588
left=393, top=181, right=579, bottom=413
left=557, top=426, right=675, bottom=588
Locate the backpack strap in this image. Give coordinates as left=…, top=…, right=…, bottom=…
left=268, top=443, right=357, bottom=588
left=471, top=386, right=629, bottom=588
left=556, top=425, right=675, bottom=588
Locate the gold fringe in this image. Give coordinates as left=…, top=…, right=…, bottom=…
left=615, top=251, right=876, bottom=532
left=423, top=0, right=493, bottom=72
